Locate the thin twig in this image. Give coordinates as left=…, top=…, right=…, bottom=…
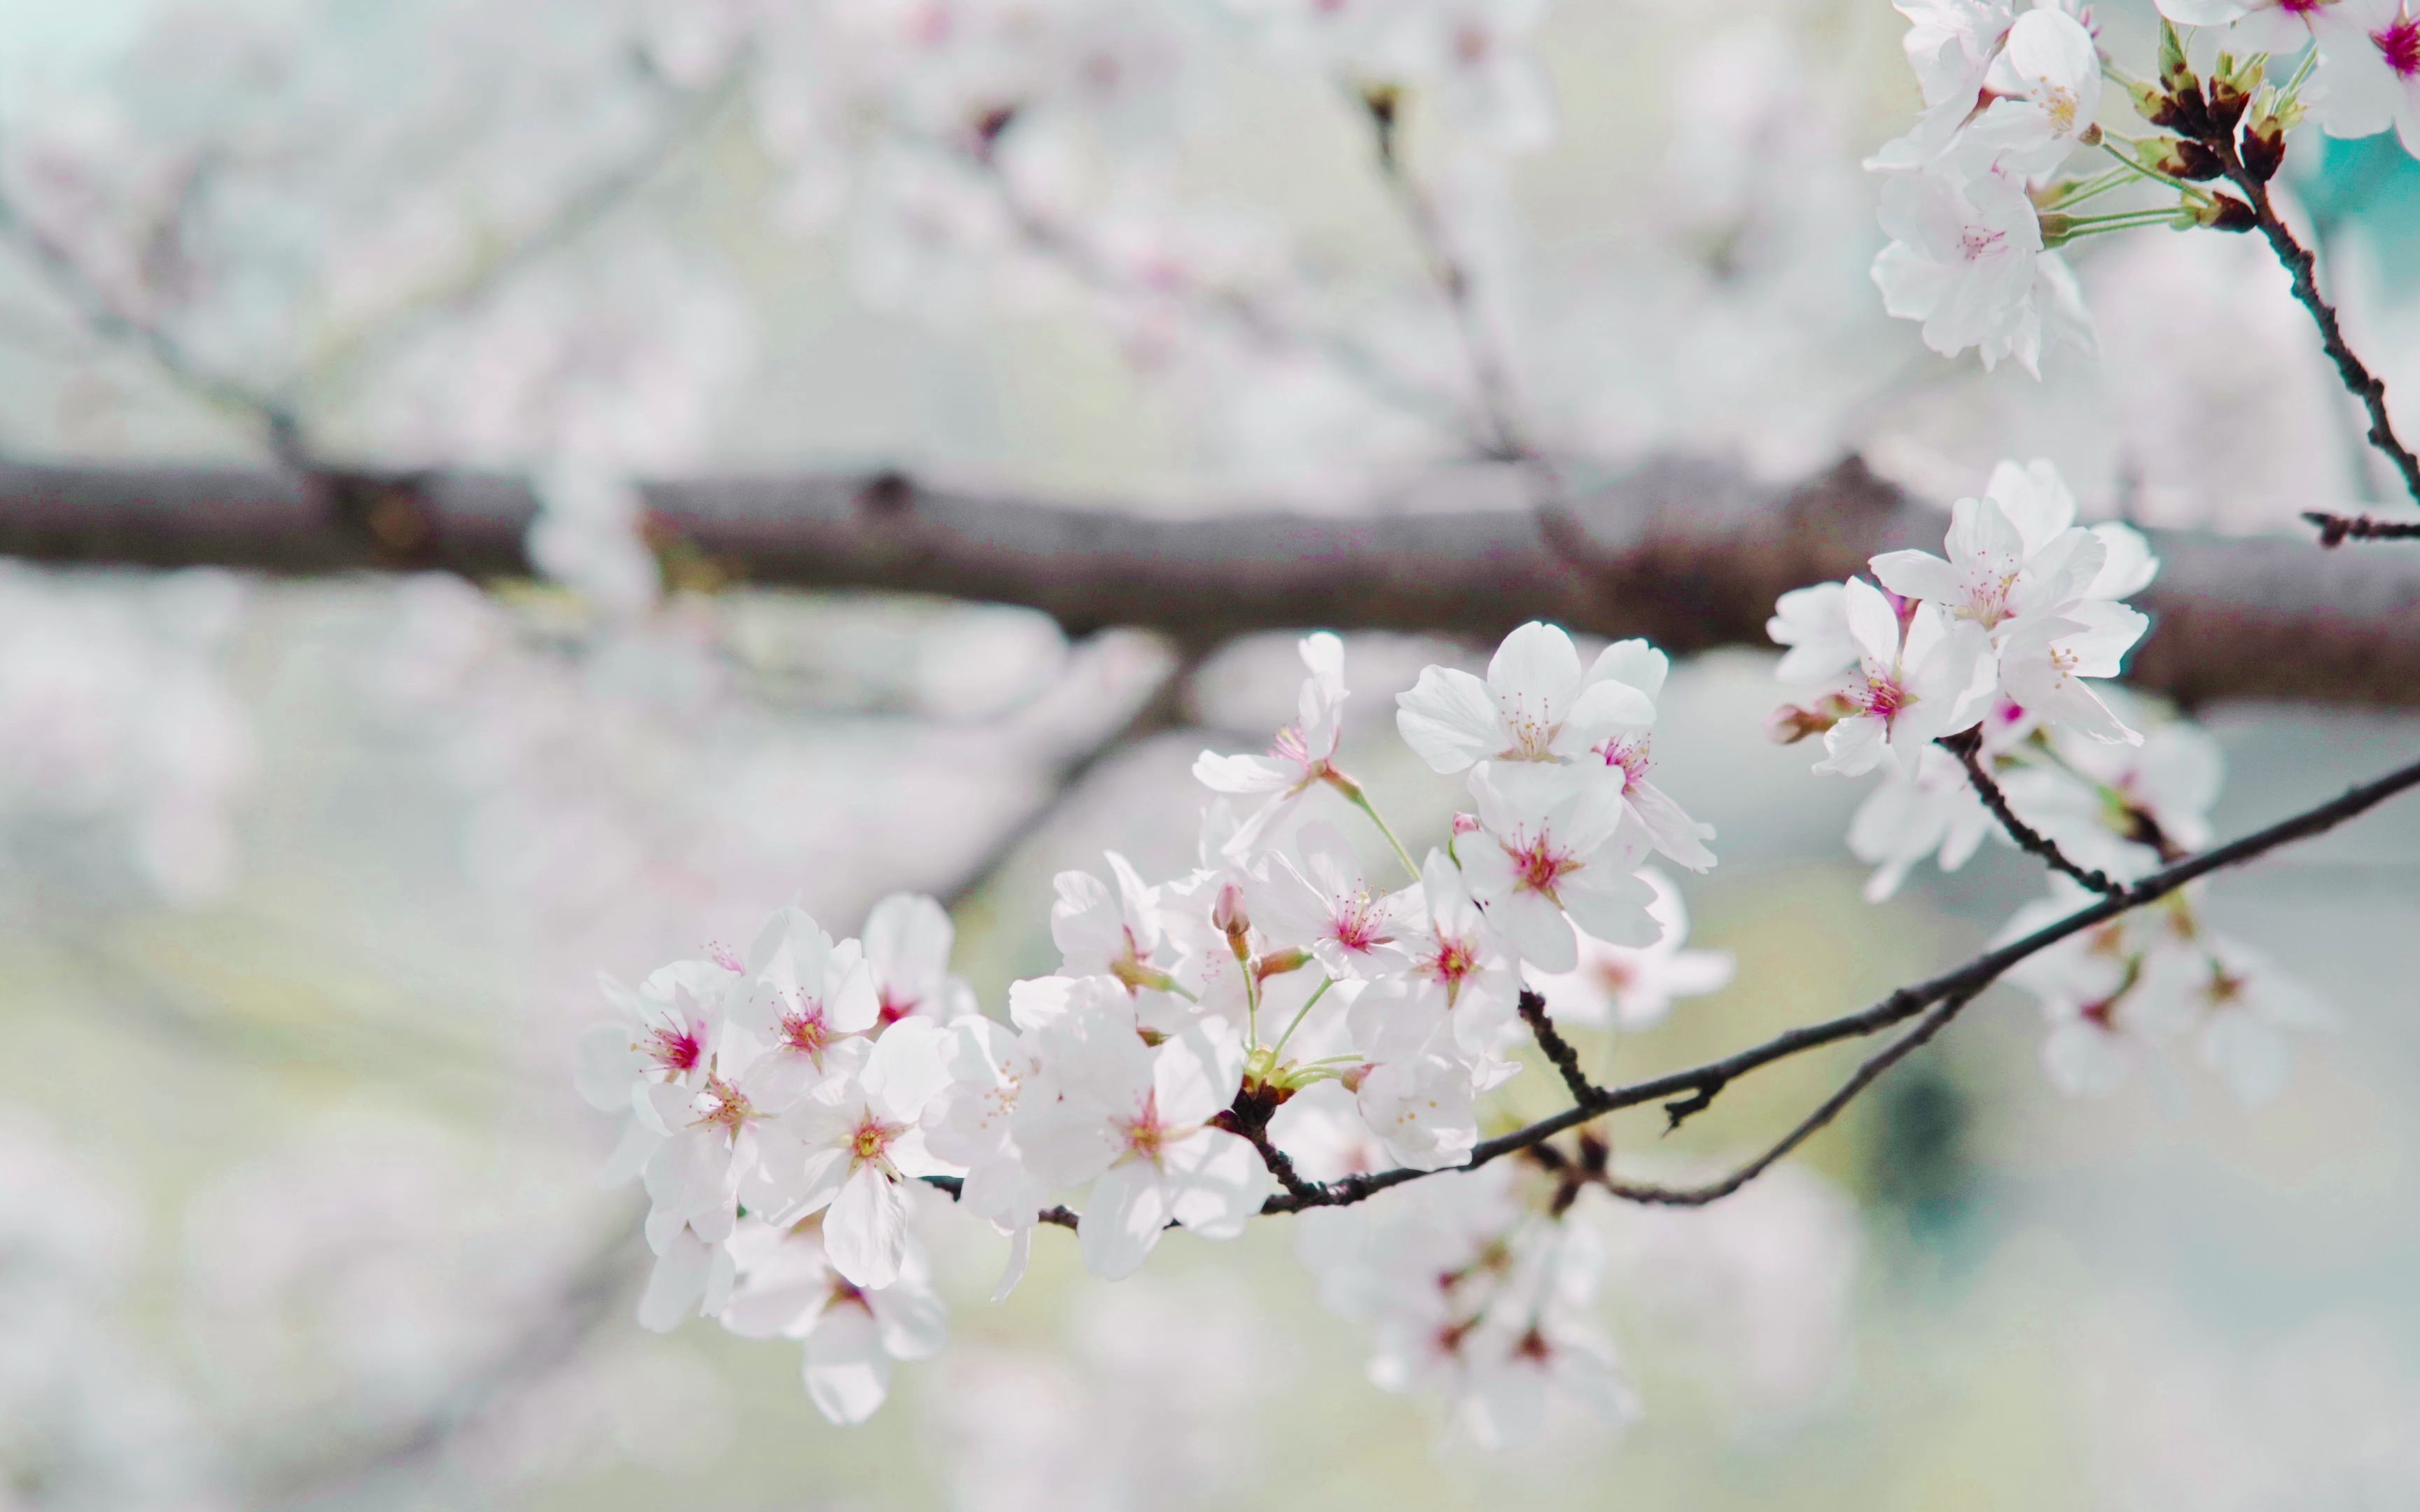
left=1599, top=989, right=1977, bottom=1207
left=2305, top=510, right=2420, bottom=547
left=1941, top=729, right=2126, bottom=897
left=1250, top=746, right=2420, bottom=1216
left=2215, top=144, right=2420, bottom=510
left=1516, top=987, right=1596, bottom=1105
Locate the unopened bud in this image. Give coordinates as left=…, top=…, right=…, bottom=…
left=2190, top=192, right=2258, bottom=232
left=1254, top=946, right=1312, bottom=981
left=1450, top=811, right=1481, bottom=836
left=1211, top=881, right=1249, bottom=947
left=2146, top=136, right=2223, bottom=181
left=2157, top=19, right=2193, bottom=93
left=1766, top=702, right=1836, bottom=745
left=2240, top=112, right=2288, bottom=182
left=1337, top=1062, right=1371, bottom=1094
left=2206, top=63, right=2252, bottom=132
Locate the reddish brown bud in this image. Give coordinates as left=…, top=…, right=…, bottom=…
left=2240, top=120, right=2287, bottom=182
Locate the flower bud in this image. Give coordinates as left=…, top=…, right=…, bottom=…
left=2188, top=192, right=2258, bottom=232
left=1212, top=881, right=1251, bottom=958
left=2145, top=136, right=2223, bottom=181
left=1450, top=811, right=1482, bottom=836
left=2239, top=123, right=2286, bottom=182
left=1766, top=702, right=1836, bottom=745
left=1254, top=946, right=1312, bottom=981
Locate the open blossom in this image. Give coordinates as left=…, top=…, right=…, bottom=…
left=1192, top=631, right=1347, bottom=848
left=1349, top=847, right=1522, bottom=1064
left=2306, top=0, right=2420, bottom=157
left=1962, top=6, right=2103, bottom=176
left=2002, top=704, right=2220, bottom=881
left=770, top=1017, right=958, bottom=1289
left=863, top=892, right=978, bottom=1026
left=1767, top=581, right=1861, bottom=685
left=730, top=908, right=880, bottom=1107
left=1013, top=1007, right=1271, bottom=1280
left=575, top=960, right=737, bottom=1116
left=721, top=1220, right=947, bottom=1425
left=1582, top=640, right=1716, bottom=872
left=635, top=1041, right=816, bottom=1252
left=1354, top=1052, right=1481, bottom=1171
left=2146, top=939, right=2333, bottom=1107
left=1459, top=760, right=1656, bottom=974
left=1052, top=851, right=1186, bottom=1025
left=1250, top=820, right=1406, bottom=979
left=1847, top=742, right=1997, bottom=901
left=1871, top=164, right=2094, bottom=374
left=1525, top=869, right=1734, bottom=1031
left=1811, top=579, right=1993, bottom=778
left=1396, top=621, right=1655, bottom=774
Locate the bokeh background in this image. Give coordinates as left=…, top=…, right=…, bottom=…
left=4, top=0, right=2420, bottom=1508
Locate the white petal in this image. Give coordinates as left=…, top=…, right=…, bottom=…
left=1396, top=666, right=1506, bottom=774
left=824, top=1164, right=908, bottom=1289
left=1078, top=1158, right=1175, bottom=1279
left=1163, top=1128, right=1276, bottom=1238
left=802, top=1304, right=893, bottom=1425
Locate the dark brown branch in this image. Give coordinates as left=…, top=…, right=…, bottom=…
left=8, top=453, right=2420, bottom=710
left=1601, top=989, right=1977, bottom=1208
left=2216, top=142, right=2420, bottom=509
left=2307, top=510, right=2420, bottom=547
left=1940, top=729, right=2125, bottom=897
left=1256, top=747, right=2420, bottom=1217
left=1517, top=987, right=1597, bottom=1105
left=921, top=1174, right=1079, bottom=1230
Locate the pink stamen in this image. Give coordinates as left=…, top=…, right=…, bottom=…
left=2376, top=14, right=2420, bottom=77
left=1511, top=836, right=1576, bottom=900
left=645, top=1025, right=702, bottom=1074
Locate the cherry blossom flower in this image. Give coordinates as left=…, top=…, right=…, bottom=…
left=1051, top=852, right=1181, bottom=1012
left=1961, top=7, right=2104, bottom=177
left=1352, top=1051, right=1480, bottom=1170
left=575, top=961, right=737, bottom=1115
left=1867, top=0, right=2019, bottom=171
left=1871, top=165, right=2094, bottom=374
left=2146, top=939, right=2334, bottom=1107
left=1845, top=742, right=1997, bottom=901
left=1396, top=621, right=1655, bottom=774
left=1583, top=639, right=1716, bottom=872
left=1525, top=869, right=1734, bottom=1031
left=635, top=1042, right=815, bottom=1251
left=863, top=891, right=978, bottom=1026
left=1012, top=1007, right=1271, bottom=1279
left=1249, top=820, right=1407, bottom=979
left=1459, top=760, right=1656, bottom=974
left=721, top=1219, right=948, bottom=1426
left=1995, top=600, right=2150, bottom=746
left=2309, top=0, right=2420, bottom=156
left=922, top=996, right=1078, bottom=1300
left=1811, top=579, right=1994, bottom=778
left=724, top=908, right=882, bottom=1107
left=1192, top=631, right=1347, bottom=848
left=1767, top=581, right=1861, bottom=685
left=1347, top=847, right=1522, bottom=1064
left=767, top=1018, right=959, bottom=1289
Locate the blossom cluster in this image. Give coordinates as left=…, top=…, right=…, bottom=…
left=1869, top=0, right=2420, bottom=371
left=1767, top=456, right=2328, bottom=1107
left=578, top=622, right=1734, bottom=1431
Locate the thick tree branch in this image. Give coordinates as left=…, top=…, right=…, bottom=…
left=6, top=453, right=2420, bottom=708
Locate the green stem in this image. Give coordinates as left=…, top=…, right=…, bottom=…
left=2046, top=167, right=2135, bottom=211
left=1270, top=976, right=1335, bottom=1060
left=2098, top=139, right=2214, bottom=202
left=1335, top=777, right=1421, bottom=880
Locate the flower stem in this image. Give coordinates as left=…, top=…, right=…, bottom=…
left=2097, top=139, right=2214, bottom=202
left=1331, top=773, right=1421, bottom=880
left=1270, top=976, right=1335, bottom=1060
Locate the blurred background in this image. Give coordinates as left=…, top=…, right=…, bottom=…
left=4, top=0, right=2419, bottom=1507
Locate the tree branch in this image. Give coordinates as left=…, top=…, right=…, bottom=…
left=1517, top=987, right=1597, bottom=1105
left=1253, top=746, right=2420, bottom=1216
left=2216, top=141, right=2420, bottom=511
left=6, top=452, right=2420, bottom=709
left=1941, top=729, right=2125, bottom=897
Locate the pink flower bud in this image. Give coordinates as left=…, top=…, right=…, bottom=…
left=1211, top=881, right=1249, bottom=937
left=1765, top=702, right=1836, bottom=745
left=1450, top=811, right=1481, bottom=836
